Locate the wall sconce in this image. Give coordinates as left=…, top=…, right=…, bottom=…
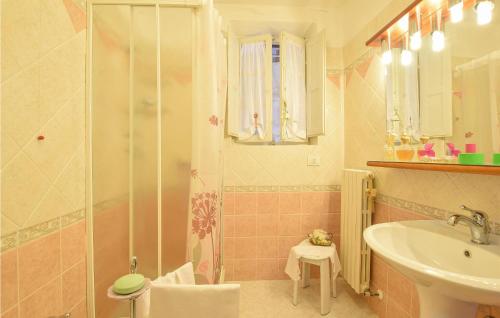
left=475, top=0, right=495, bottom=25
left=401, top=34, right=412, bottom=66
left=449, top=0, right=464, bottom=23
left=431, top=11, right=445, bottom=52
left=409, top=6, right=422, bottom=51
left=382, top=38, right=392, bottom=65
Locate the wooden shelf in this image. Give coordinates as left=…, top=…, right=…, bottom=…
left=367, top=161, right=500, bottom=176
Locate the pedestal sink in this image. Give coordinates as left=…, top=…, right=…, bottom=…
left=363, top=220, right=500, bottom=318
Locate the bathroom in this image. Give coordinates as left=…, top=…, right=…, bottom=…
left=1, top=0, right=500, bottom=317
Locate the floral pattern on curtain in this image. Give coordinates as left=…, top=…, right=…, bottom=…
left=188, top=0, right=227, bottom=284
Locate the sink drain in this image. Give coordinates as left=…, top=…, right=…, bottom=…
left=464, top=250, right=471, bottom=258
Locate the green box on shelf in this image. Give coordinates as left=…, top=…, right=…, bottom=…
left=458, top=153, right=485, bottom=165
left=493, top=153, right=500, bottom=166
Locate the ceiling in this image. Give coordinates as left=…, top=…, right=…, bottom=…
left=213, top=0, right=348, bottom=9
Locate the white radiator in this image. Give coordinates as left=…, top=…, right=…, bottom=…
left=340, top=169, right=376, bottom=294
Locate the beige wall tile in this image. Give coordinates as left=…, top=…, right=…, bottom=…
left=1, top=65, right=41, bottom=147
left=1, top=153, right=51, bottom=227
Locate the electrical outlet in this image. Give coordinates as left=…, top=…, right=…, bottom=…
left=307, top=154, right=321, bottom=166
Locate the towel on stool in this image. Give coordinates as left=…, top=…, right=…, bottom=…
left=284, top=239, right=342, bottom=281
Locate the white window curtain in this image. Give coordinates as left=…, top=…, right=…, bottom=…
left=284, top=41, right=306, bottom=140
left=240, top=42, right=267, bottom=139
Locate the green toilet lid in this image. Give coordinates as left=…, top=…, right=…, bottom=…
left=112, top=273, right=145, bottom=295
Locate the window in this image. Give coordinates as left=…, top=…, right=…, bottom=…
left=227, top=29, right=326, bottom=144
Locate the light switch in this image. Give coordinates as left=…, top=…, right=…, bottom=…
left=307, top=154, right=321, bottom=166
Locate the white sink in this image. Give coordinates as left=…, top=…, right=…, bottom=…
left=363, top=220, right=500, bottom=318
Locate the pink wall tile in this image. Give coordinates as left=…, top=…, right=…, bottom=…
left=387, top=266, right=412, bottom=311
left=69, top=300, right=87, bottom=318
left=257, top=259, right=280, bottom=280
left=233, top=259, right=257, bottom=281
left=387, top=297, right=410, bottom=318
left=410, top=284, right=420, bottom=318
left=223, top=193, right=235, bottom=215
left=224, top=259, right=235, bottom=281
left=61, top=220, right=86, bottom=271
left=279, top=193, right=301, bottom=214
left=374, top=203, right=390, bottom=224
left=327, top=213, right=341, bottom=234
left=224, top=215, right=235, bottom=238
left=279, top=214, right=301, bottom=236
left=301, top=192, right=330, bottom=213
left=257, top=193, right=279, bottom=214
left=370, top=254, right=388, bottom=291
left=234, top=215, right=257, bottom=237
left=300, top=214, right=320, bottom=235
left=19, top=278, right=62, bottom=318
left=18, top=232, right=61, bottom=299
left=256, top=214, right=278, bottom=236
left=329, top=192, right=341, bottom=213
left=234, top=237, right=257, bottom=259
left=278, top=236, right=303, bottom=258
left=62, top=261, right=86, bottom=312
left=1, top=306, right=18, bottom=318
left=224, top=238, right=236, bottom=259
left=1, top=250, right=18, bottom=313
left=257, top=237, right=278, bottom=258
left=235, top=193, right=257, bottom=215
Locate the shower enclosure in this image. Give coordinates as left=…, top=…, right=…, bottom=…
left=86, top=1, right=226, bottom=317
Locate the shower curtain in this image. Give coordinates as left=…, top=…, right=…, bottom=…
left=188, top=0, right=227, bottom=284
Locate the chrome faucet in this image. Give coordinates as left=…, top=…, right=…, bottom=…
left=447, top=205, right=490, bottom=245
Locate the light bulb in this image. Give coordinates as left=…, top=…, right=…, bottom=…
left=432, top=30, right=445, bottom=52
left=382, top=50, right=393, bottom=65
left=401, top=49, right=412, bottom=66
left=410, top=31, right=422, bottom=50
left=476, top=0, right=495, bottom=25
left=449, top=0, right=464, bottom=23
left=398, top=14, right=409, bottom=32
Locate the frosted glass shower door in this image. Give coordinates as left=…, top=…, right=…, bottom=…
left=90, top=4, right=159, bottom=318
left=89, top=3, right=194, bottom=318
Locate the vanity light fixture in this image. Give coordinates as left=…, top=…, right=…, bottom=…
left=401, top=34, right=412, bottom=66
left=409, top=6, right=422, bottom=51
left=449, top=0, right=464, bottom=23
left=381, top=36, right=392, bottom=65
left=431, top=12, right=445, bottom=52
left=398, top=13, right=410, bottom=32
left=475, top=0, right=495, bottom=25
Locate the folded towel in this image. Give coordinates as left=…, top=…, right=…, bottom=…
left=174, top=262, right=195, bottom=285
left=149, top=283, right=240, bottom=318
left=284, top=239, right=342, bottom=281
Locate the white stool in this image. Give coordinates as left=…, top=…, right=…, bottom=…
left=292, top=256, right=337, bottom=315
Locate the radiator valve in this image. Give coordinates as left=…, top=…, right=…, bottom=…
left=363, top=289, right=384, bottom=300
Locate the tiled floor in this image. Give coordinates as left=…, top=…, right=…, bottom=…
left=233, top=278, right=378, bottom=318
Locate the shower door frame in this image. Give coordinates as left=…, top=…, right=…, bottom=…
left=85, top=1, right=200, bottom=317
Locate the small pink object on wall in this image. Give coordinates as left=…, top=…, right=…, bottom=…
left=465, top=144, right=477, bottom=153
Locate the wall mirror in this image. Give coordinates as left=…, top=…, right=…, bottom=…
left=381, top=0, right=500, bottom=166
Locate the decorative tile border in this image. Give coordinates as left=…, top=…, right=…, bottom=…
left=376, top=194, right=500, bottom=235
left=224, top=185, right=342, bottom=192
left=1, top=208, right=86, bottom=253
left=1, top=232, right=17, bottom=253
left=19, top=218, right=60, bottom=245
